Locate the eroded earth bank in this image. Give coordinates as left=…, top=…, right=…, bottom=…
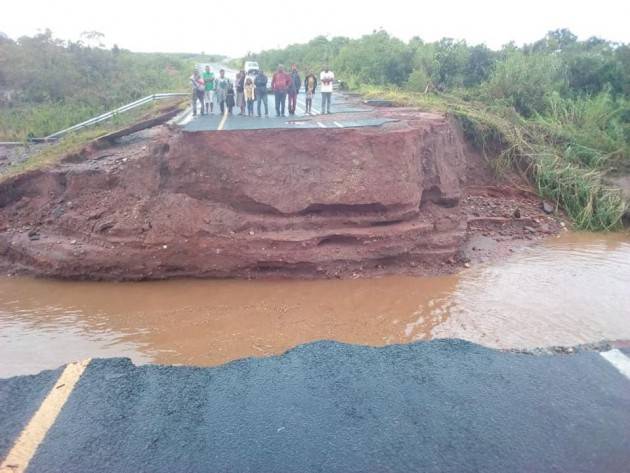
left=0, top=110, right=562, bottom=280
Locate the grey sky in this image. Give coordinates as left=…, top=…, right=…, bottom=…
left=3, top=0, right=629, bottom=56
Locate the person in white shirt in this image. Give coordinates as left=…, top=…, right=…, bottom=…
left=320, top=67, right=334, bottom=114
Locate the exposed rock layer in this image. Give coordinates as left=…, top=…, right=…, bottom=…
left=0, top=114, right=558, bottom=280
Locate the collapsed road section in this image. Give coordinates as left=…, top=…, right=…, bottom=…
left=0, top=101, right=561, bottom=280
left=1, top=340, right=629, bottom=473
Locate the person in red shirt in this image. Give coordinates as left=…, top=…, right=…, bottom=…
left=271, top=65, right=291, bottom=117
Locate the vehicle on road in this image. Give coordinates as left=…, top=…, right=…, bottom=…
left=244, top=61, right=260, bottom=76
left=244, top=61, right=261, bottom=88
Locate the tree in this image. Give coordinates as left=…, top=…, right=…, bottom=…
left=335, top=31, right=412, bottom=86
left=484, top=51, right=566, bottom=116
left=463, top=44, right=495, bottom=87
left=532, top=29, right=578, bottom=53
left=80, top=31, right=105, bottom=48
left=433, top=38, right=470, bottom=89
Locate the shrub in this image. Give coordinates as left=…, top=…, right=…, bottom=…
left=482, top=51, right=566, bottom=116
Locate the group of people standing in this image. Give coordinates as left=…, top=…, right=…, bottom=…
left=190, top=64, right=335, bottom=118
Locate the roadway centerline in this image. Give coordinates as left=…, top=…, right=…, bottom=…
left=0, top=359, right=91, bottom=473
left=217, top=108, right=229, bottom=131
left=600, top=349, right=630, bottom=379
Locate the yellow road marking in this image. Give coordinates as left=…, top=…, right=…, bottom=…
left=0, top=359, right=91, bottom=473
left=217, top=108, right=228, bottom=131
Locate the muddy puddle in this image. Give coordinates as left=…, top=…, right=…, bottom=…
left=1, top=232, right=629, bottom=377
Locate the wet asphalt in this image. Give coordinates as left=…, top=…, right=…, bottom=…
left=181, top=91, right=380, bottom=132
left=1, top=339, right=629, bottom=472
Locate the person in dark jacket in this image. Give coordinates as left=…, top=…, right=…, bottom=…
left=271, top=64, right=291, bottom=117
left=303, top=71, right=318, bottom=115
left=225, top=81, right=236, bottom=114
left=287, top=64, right=301, bottom=115
left=254, top=70, right=269, bottom=117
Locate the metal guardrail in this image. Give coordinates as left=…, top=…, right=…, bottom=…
left=0, top=82, right=344, bottom=146
left=0, top=92, right=188, bottom=146
left=42, top=92, right=189, bottom=141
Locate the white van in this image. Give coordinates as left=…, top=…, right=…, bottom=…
left=244, top=61, right=260, bottom=75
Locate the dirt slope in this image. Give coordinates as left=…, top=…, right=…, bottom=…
left=0, top=111, right=562, bottom=280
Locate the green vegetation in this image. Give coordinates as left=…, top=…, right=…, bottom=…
left=246, top=29, right=630, bottom=229
left=0, top=98, right=185, bottom=181
left=2, top=29, right=628, bottom=229
left=0, top=30, right=218, bottom=140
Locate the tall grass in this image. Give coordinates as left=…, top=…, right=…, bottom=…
left=0, top=103, right=102, bottom=141
left=533, top=92, right=629, bottom=169
left=0, top=98, right=186, bottom=181
left=360, top=85, right=627, bottom=230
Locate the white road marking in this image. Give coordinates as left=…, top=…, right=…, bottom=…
left=296, top=98, right=319, bottom=116
left=316, top=122, right=326, bottom=129
left=333, top=121, right=344, bottom=128
left=0, top=359, right=91, bottom=473
left=297, top=95, right=321, bottom=115
left=217, top=107, right=228, bottom=131
left=600, top=349, right=630, bottom=379
left=173, top=107, right=193, bottom=126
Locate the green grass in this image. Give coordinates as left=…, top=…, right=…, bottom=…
left=0, top=103, right=104, bottom=142
left=0, top=98, right=186, bottom=181
left=0, top=95, right=189, bottom=142
left=360, top=85, right=627, bottom=230
left=0, top=128, right=108, bottom=179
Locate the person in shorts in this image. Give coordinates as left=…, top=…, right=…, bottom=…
left=202, top=65, right=215, bottom=114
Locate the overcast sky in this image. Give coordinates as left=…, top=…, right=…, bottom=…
left=3, top=0, right=629, bottom=56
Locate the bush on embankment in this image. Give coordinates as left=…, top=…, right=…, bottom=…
left=360, top=86, right=628, bottom=230
left=248, top=29, right=630, bottom=230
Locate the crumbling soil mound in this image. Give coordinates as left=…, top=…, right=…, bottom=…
left=0, top=112, right=562, bottom=280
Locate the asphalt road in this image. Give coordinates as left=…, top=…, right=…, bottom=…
left=181, top=91, right=383, bottom=132
left=1, top=339, right=629, bottom=472
left=178, top=63, right=380, bottom=131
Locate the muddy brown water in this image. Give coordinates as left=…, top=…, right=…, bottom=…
left=1, top=232, right=629, bottom=378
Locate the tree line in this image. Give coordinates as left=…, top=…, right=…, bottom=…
left=247, top=29, right=629, bottom=117
left=0, top=30, right=217, bottom=140
left=246, top=29, right=629, bottom=230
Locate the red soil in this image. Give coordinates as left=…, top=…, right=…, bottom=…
left=0, top=111, right=562, bottom=280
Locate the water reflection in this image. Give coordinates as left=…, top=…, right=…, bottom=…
left=1, top=232, right=629, bottom=377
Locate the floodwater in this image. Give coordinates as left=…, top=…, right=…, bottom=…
left=1, top=232, right=629, bottom=378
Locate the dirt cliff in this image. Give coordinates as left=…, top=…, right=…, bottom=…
left=0, top=111, right=561, bottom=280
